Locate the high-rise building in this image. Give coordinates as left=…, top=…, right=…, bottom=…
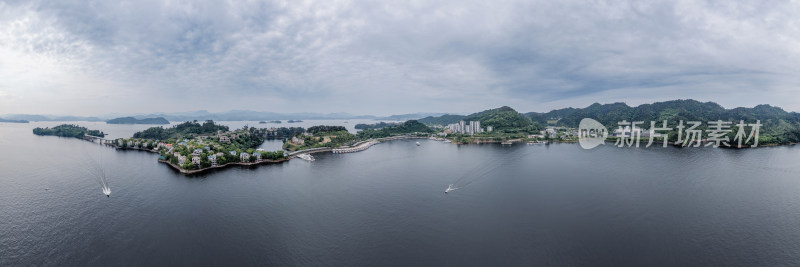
left=446, top=120, right=485, bottom=135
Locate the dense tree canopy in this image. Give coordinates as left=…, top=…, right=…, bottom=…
left=356, top=120, right=432, bottom=139
left=33, top=124, right=105, bottom=138
left=133, top=120, right=229, bottom=139
left=307, top=125, right=347, bottom=134
left=524, top=99, right=800, bottom=144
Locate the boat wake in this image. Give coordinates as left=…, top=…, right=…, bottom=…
left=445, top=184, right=458, bottom=194
left=76, top=144, right=112, bottom=197
left=102, top=184, right=111, bottom=197
left=447, top=145, right=537, bottom=193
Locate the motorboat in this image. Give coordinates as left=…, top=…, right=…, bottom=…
left=297, top=153, right=315, bottom=161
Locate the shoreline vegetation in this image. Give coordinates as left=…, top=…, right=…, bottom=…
left=29, top=99, right=800, bottom=175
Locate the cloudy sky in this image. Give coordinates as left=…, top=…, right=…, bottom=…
left=1, top=0, right=799, bottom=116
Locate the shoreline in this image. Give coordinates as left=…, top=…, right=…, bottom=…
left=91, top=135, right=797, bottom=175
left=158, top=158, right=289, bottom=175
left=111, top=135, right=429, bottom=175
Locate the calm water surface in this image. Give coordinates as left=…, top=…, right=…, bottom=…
left=1, top=121, right=800, bottom=266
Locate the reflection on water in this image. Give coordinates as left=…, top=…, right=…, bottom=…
left=1, top=121, right=800, bottom=265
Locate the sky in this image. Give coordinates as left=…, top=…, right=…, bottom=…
left=1, top=0, right=799, bottom=116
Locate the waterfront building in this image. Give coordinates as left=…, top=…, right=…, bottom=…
left=291, top=136, right=305, bottom=145
left=446, top=120, right=486, bottom=135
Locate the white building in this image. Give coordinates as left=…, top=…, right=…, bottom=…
left=446, top=120, right=485, bottom=135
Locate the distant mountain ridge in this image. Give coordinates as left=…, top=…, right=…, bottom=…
left=107, top=117, right=169, bottom=124
left=524, top=99, right=800, bottom=128
left=1, top=110, right=453, bottom=122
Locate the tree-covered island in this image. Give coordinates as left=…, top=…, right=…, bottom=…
left=33, top=124, right=106, bottom=138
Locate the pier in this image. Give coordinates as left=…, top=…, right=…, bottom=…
left=82, top=134, right=115, bottom=145
left=333, top=140, right=379, bottom=154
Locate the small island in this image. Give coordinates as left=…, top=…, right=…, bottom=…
left=0, top=117, right=29, bottom=123
left=33, top=124, right=106, bottom=138
left=287, top=120, right=303, bottom=123
left=107, top=117, right=169, bottom=124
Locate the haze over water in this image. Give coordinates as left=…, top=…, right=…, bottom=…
left=2, top=121, right=800, bottom=265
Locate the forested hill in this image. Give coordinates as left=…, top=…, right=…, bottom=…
left=133, top=120, right=229, bottom=139
left=356, top=120, right=433, bottom=139
left=525, top=99, right=800, bottom=144
left=418, top=114, right=466, bottom=125
left=462, top=106, right=536, bottom=131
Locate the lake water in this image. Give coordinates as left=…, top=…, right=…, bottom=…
left=2, top=121, right=800, bottom=265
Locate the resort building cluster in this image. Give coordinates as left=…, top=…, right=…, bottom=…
left=113, top=127, right=284, bottom=170
left=446, top=120, right=492, bottom=135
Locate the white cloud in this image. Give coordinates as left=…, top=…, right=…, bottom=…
left=1, top=0, right=800, bottom=116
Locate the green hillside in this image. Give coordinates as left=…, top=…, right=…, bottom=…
left=525, top=99, right=800, bottom=144
left=418, top=114, right=466, bottom=125
left=357, top=120, right=433, bottom=139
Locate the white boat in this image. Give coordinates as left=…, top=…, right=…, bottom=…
left=297, top=153, right=315, bottom=161
left=416, top=142, right=421, bottom=146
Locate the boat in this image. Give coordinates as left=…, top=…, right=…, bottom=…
left=501, top=141, right=513, bottom=145
left=416, top=142, right=420, bottom=146
left=297, top=153, right=315, bottom=161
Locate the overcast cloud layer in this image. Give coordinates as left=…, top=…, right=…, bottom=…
left=1, top=0, right=799, bottom=116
